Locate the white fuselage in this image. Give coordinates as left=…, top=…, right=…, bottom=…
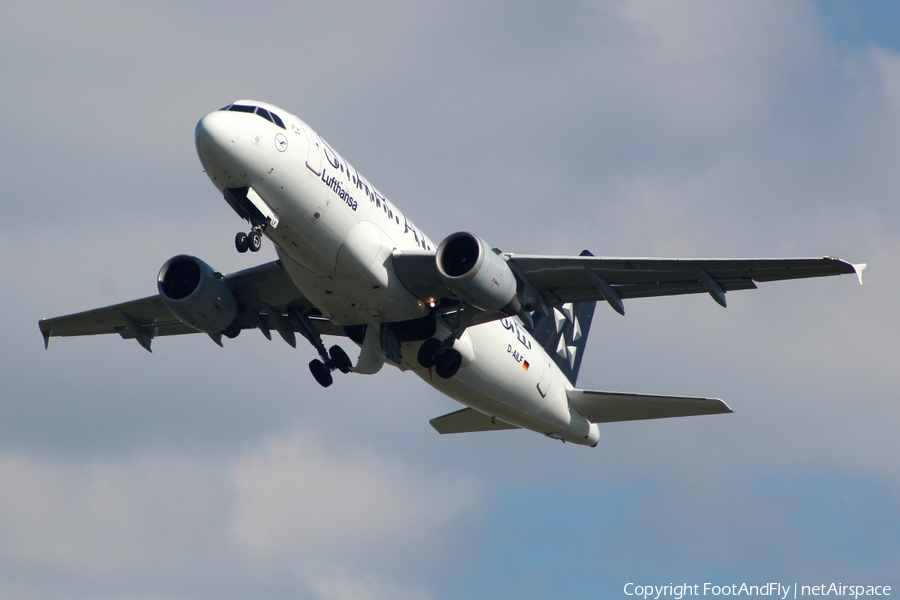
left=195, top=101, right=599, bottom=446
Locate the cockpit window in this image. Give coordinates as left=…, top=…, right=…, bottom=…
left=222, top=104, right=286, bottom=129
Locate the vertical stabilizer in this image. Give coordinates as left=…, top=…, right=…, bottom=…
left=529, top=250, right=597, bottom=386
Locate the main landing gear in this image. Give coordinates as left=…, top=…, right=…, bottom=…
left=290, top=308, right=353, bottom=388
left=417, top=304, right=478, bottom=379
left=417, top=338, right=462, bottom=379
left=309, top=345, right=352, bottom=388
left=235, top=225, right=265, bottom=253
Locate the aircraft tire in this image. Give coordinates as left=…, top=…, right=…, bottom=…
left=435, top=349, right=462, bottom=379
left=235, top=232, right=249, bottom=253
left=329, top=345, right=352, bottom=374
left=309, top=359, right=333, bottom=387
left=417, top=338, right=441, bottom=369
left=248, top=230, right=262, bottom=252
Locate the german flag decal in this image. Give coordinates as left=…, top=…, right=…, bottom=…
left=522, top=360, right=530, bottom=371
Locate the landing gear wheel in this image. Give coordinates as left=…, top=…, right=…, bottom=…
left=435, top=348, right=462, bottom=379
left=248, top=230, right=262, bottom=252
left=329, top=345, right=352, bottom=374
left=235, top=232, right=249, bottom=253
left=417, top=338, right=442, bottom=369
left=309, top=359, right=333, bottom=387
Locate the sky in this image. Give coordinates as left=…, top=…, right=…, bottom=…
left=2, top=1, right=899, bottom=598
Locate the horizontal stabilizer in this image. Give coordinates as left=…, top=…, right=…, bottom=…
left=430, top=407, right=519, bottom=434
left=567, top=389, right=732, bottom=423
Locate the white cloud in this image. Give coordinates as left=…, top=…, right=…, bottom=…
left=305, top=574, right=437, bottom=600
left=0, top=452, right=227, bottom=577
left=228, top=433, right=483, bottom=565
left=0, top=434, right=484, bottom=600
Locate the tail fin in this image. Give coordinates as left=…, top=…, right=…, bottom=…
left=529, top=250, right=597, bottom=386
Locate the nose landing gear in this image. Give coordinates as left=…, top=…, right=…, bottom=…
left=235, top=226, right=264, bottom=253
left=224, top=187, right=275, bottom=254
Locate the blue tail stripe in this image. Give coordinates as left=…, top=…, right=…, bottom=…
left=529, top=250, right=597, bottom=386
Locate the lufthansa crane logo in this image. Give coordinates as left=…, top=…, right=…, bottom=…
left=274, top=133, right=288, bottom=152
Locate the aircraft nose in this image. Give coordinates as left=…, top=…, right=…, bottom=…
left=195, top=110, right=239, bottom=159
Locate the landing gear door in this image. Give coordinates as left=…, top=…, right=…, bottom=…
left=537, top=360, right=552, bottom=398
left=302, top=123, right=323, bottom=177
left=246, top=187, right=279, bottom=229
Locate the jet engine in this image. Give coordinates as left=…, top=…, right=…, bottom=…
left=435, top=232, right=521, bottom=315
left=157, top=255, right=240, bottom=337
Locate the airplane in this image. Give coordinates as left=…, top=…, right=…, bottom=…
left=38, top=100, right=866, bottom=447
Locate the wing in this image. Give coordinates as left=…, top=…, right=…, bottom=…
left=393, top=250, right=865, bottom=316
left=508, top=254, right=865, bottom=314
left=39, top=260, right=343, bottom=351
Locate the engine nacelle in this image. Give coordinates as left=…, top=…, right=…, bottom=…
left=157, top=255, right=239, bottom=336
left=435, top=232, right=521, bottom=314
